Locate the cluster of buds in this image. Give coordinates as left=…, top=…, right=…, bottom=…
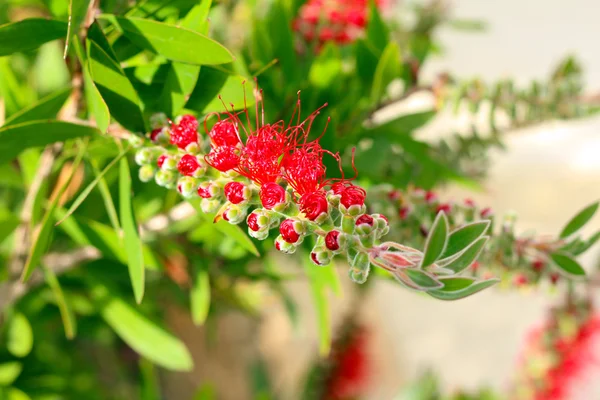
left=512, top=298, right=600, bottom=400
left=293, top=0, right=387, bottom=46
left=367, top=185, right=569, bottom=288
left=131, top=91, right=427, bottom=285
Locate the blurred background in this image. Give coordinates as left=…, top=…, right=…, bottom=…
left=2, top=0, right=600, bottom=399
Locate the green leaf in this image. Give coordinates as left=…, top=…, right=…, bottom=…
left=56, top=147, right=129, bottom=226
left=99, top=16, right=233, bottom=65
left=6, top=313, right=33, bottom=357
left=420, top=211, right=449, bottom=268
left=366, top=0, right=389, bottom=54
left=94, top=284, right=193, bottom=371
left=441, top=221, right=490, bottom=259
left=302, top=256, right=331, bottom=356
left=443, top=236, right=488, bottom=274
left=158, top=62, right=200, bottom=117
left=64, top=0, right=90, bottom=58
left=559, top=201, right=599, bottom=238
left=355, top=39, right=379, bottom=86
left=574, top=230, right=600, bottom=255
left=181, top=0, right=213, bottom=34
left=186, top=67, right=253, bottom=114
left=365, top=110, right=436, bottom=140
left=0, top=388, right=32, bottom=400
left=21, top=141, right=87, bottom=282
left=428, top=278, right=500, bottom=301
left=550, top=252, right=586, bottom=278
left=371, top=41, right=402, bottom=105
left=0, top=121, right=98, bottom=165
left=404, top=269, right=444, bottom=289
left=438, top=277, right=476, bottom=291
left=83, top=63, right=110, bottom=133
left=89, top=157, right=121, bottom=231
left=191, top=259, right=211, bottom=326
left=0, top=18, right=68, bottom=56
left=44, top=265, right=77, bottom=339
left=87, top=20, right=119, bottom=62
left=0, top=209, right=19, bottom=245
left=119, top=157, right=145, bottom=303
left=265, top=1, right=296, bottom=81
left=308, top=43, right=342, bottom=89
left=3, top=87, right=71, bottom=127
left=0, top=362, right=23, bottom=386
left=87, top=40, right=146, bottom=132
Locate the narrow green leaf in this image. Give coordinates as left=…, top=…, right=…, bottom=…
left=0, top=362, right=23, bottom=386
left=364, top=110, right=436, bottom=140
left=0, top=18, right=68, bottom=56
left=43, top=265, right=77, bottom=339
left=0, top=209, right=19, bottom=245
left=87, top=20, right=119, bottom=62
left=371, top=41, right=402, bottom=105
left=420, top=211, right=449, bottom=268
left=428, top=278, right=500, bottom=301
left=191, top=260, right=211, bottom=326
left=308, top=43, right=342, bottom=89
left=119, top=157, right=145, bottom=303
left=64, top=0, right=90, bottom=58
left=99, top=16, right=234, bottom=65
left=182, top=0, right=213, bottom=34
left=87, top=40, right=146, bottom=132
left=355, top=39, right=379, bottom=86
left=550, top=252, right=586, bottom=278
left=6, top=313, right=33, bottom=357
left=265, top=2, right=296, bottom=81
left=560, top=201, right=599, bottom=238
left=404, top=269, right=444, bottom=289
left=574, top=231, right=600, bottom=255
left=3, top=87, right=71, bottom=127
left=94, top=285, right=193, bottom=371
left=441, top=221, right=490, bottom=259
left=83, top=63, right=110, bottom=133
left=158, top=62, right=200, bottom=117
left=186, top=67, right=253, bottom=114
left=366, top=0, right=389, bottom=54
left=0, top=121, right=98, bottom=165
left=22, top=142, right=87, bottom=281
left=90, top=157, right=121, bottom=231
left=437, top=277, right=476, bottom=292
left=443, top=236, right=488, bottom=274
left=56, top=147, right=129, bottom=226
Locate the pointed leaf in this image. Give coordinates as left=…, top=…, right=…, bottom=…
left=89, top=157, right=121, bottom=231
left=437, top=277, right=476, bottom=292
left=119, top=157, right=145, bottom=303
left=87, top=40, right=146, bottom=132
left=182, top=0, right=213, bottom=34
left=64, top=0, right=90, bottom=58
left=371, top=41, right=402, bottom=105
left=443, top=236, right=488, bottom=274
left=83, top=63, right=110, bottom=133
left=420, top=211, right=449, bottom=268
left=0, top=18, right=68, bottom=56
left=550, top=252, right=586, bottom=278
left=441, top=220, right=490, bottom=259
left=94, top=286, right=193, bottom=371
left=158, top=62, right=200, bottom=117
left=0, top=121, right=98, bottom=165
left=366, top=0, right=389, bottom=54
left=99, top=16, right=233, bottom=65
left=428, top=278, right=500, bottom=301
left=191, top=259, right=211, bottom=326
left=3, top=87, right=71, bottom=127
left=560, top=201, right=599, bottom=238
left=186, top=67, right=253, bottom=113
left=44, top=265, right=77, bottom=339
left=404, top=269, right=444, bottom=289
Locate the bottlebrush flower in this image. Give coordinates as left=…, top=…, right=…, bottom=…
left=259, top=182, right=288, bottom=210
left=170, top=114, right=199, bottom=151
left=299, top=191, right=329, bottom=222
left=206, top=145, right=240, bottom=173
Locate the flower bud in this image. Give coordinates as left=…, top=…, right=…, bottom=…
left=355, top=214, right=374, bottom=235
left=532, top=259, right=545, bottom=272
left=224, top=181, right=251, bottom=205
left=275, top=235, right=297, bottom=254
left=158, top=154, right=179, bottom=171
left=171, top=115, right=199, bottom=151
left=138, top=164, right=155, bottom=182
left=200, top=198, right=220, bottom=213
left=197, top=181, right=222, bottom=199
left=150, top=127, right=170, bottom=145
left=425, top=191, right=438, bottom=204
left=310, top=246, right=333, bottom=266
left=222, top=204, right=247, bottom=225
left=260, top=182, right=288, bottom=210
left=513, top=273, right=528, bottom=287
left=436, top=203, right=452, bottom=214
left=177, top=176, right=197, bottom=198
left=300, top=191, right=329, bottom=222
left=348, top=252, right=370, bottom=284
left=155, top=169, right=176, bottom=188
left=177, top=154, right=205, bottom=178
left=399, top=206, right=411, bottom=220
left=135, top=148, right=154, bottom=166
left=209, top=120, right=241, bottom=147
left=279, top=218, right=305, bottom=244
left=128, top=134, right=144, bottom=148
left=325, top=230, right=347, bottom=252
left=247, top=210, right=271, bottom=233
left=480, top=207, right=494, bottom=219
left=339, top=185, right=367, bottom=216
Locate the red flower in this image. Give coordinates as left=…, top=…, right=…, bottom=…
left=399, top=206, right=410, bottom=220
left=299, top=191, right=329, bottom=221
left=209, top=120, right=240, bottom=147
left=425, top=191, right=438, bottom=204
left=224, top=182, right=246, bottom=204
left=259, top=182, right=287, bottom=210
left=340, top=185, right=366, bottom=208
left=325, top=230, right=341, bottom=251
left=436, top=203, right=452, bottom=214
left=197, top=184, right=212, bottom=199
left=206, top=146, right=240, bottom=172
left=170, top=115, right=198, bottom=150
left=356, top=214, right=374, bottom=227
left=177, top=154, right=201, bottom=176
left=280, top=219, right=300, bottom=243
left=247, top=212, right=260, bottom=232
left=480, top=207, right=494, bottom=219
left=157, top=154, right=167, bottom=169
left=150, top=128, right=163, bottom=142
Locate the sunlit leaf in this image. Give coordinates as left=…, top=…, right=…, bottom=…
left=0, top=18, right=67, bottom=56
left=559, top=201, right=599, bottom=238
